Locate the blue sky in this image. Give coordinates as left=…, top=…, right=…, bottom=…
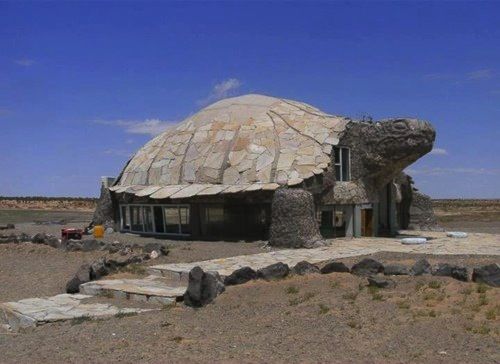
left=1, top=1, right=499, bottom=198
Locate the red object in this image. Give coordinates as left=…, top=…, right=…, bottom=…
left=61, top=228, right=83, bottom=240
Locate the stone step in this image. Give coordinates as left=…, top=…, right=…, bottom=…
left=80, top=275, right=187, bottom=305
left=0, top=294, right=155, bottom=332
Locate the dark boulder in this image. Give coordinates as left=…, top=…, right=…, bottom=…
left=66, top=264, right=91, bottom=293
left=90, top=258, right=110, bottom=280
left=184, top=266, right=225, bottom=307
left=31, top=233, right=47, bottom=244
left=351, top=258, right=384, bottom=276
left=0, top=234, right=19, bottom=244
left=65, top=240, right=83, bottom=251
left=46, top=235, right=61, bottom=249
left=257, top=262, right=290, bottom=281
left=411, top=258, right=432, bottom=275
left=384, top=264, right=410, bottom=276
left=320, top=261, right=350, bottom=274
left=367, top=276, right=396, bottom=289
left=82, top=239, right=100, bottom=252
left=224, top=267, right=257, bottom=286
left=292, top=261, right=320, bottom=275
left=142, top=242, right=168, bottom=256
left=6, top=223, right=15, bottom=229
left=18, top=233, right=31, bottom=242
left=432, top=263, right=469, bottom=282
left=472, top=264, right=500, bottom=287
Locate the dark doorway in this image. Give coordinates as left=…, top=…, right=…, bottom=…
left=361, top=208, right=373, bottom=237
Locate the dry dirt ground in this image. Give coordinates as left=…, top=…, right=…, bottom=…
left=434, top=199, right=500, bottom=235
left=0, top=205, right=499, bottom=363
left=0, top=255, right=499, bottom=363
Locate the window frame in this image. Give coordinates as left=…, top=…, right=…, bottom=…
left=333, top=146, right=351, bottom=182
left=119, top=204, right=191, bottom=236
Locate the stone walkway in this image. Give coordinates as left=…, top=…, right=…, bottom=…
left=0, top=294, right=154, bottom=331
left=149, top=231, right=500, bottom=282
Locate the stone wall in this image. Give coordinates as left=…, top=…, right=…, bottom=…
left=409, top=191, right=442, bottom=231
left=92, top=184, right=115, bottom=228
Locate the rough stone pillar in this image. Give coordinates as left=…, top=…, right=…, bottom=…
left=92, top=180, right=115, bottom=228
left=269, top=188, right=325, bottom=248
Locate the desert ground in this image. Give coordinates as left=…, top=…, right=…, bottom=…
left=0, top=200, right=499, bottom=363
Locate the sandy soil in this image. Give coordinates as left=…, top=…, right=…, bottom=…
left=1, top=263, right=498, bottom=363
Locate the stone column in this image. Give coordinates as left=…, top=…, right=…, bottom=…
left=269, top=188, right=325, bottom=248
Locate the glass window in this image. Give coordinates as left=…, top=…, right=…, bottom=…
left=204, top=206, right=224, bottom=236
left=180, top=207, right=191, bottom=234
left=164, top=207, right=180, bottom=234
left=333, top=147, right=350, bottom=182
left=130, top=206, right=144, bottom=231
left=121, top=206, right=130, bottom=230
left=121, top=204, right=190, bottom=235
left=143, top=207, right=154, bottom=232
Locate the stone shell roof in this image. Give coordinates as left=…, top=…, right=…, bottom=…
left=113, top=94, right=349, bottom=198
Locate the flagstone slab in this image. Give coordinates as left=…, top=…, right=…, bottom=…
left=80, top=275, right=187, bottom=305
left=0, top=294, right=155, bottom=332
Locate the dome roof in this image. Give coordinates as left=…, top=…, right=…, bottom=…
left=116, top=94, right=349, bottom=191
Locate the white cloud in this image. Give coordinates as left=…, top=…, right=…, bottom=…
left=103, top=149, right=134, bottom=157
left=424, top=69, right=496, bottom=83
left=198, top=78, right=242, bottom=105
left=406, top=167, right=500, bottom=176
left=466, top=69, right=494, bottom=80
left=95, top=118, right=174, bottom=136
left=14, top=58, right=35, bottom=67
left=423, top=73, right=453, bottom=81
left=429, top=147, right=448, bottom=156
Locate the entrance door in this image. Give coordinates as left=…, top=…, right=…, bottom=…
left=361, top=209, right=373, bottom=237
left=320, top=210, right=334, bottom=238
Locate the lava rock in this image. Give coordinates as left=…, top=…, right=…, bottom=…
left=257, top=262, right=290, bottom=281
left=142, top=242, right=168, bottom=256
left=31, top=233, right=47, bottom=244
left=66, top=264, right=91, bottom=293
left=292, top=261, right=320, bottom=275
left=82, top=239, right=100, bottom=252
left=384, top=264, right=411, bottom=276
left=7, top=233, right=18, bottom=243
left=351, top=258, right=384, bottom=276
left=90, top=258, right=110, bottom=280
left=472, top=264, right=500, bottom=287
left=106, top=256, right=131, bottom=269
left=46, top=235, right=61, bottom=249
left=184, top=266, right=225, bottom=307
left=65, top=240, right=83, bottom=251
left=18, top=233, right=31, bottom=242
left=320, top=261, right=350, bottom=274
left=224, top=266, right=257, bottom=286
left=411, top=258, right=432, bottom=275
left=432, top=263, right=469, bottom=281
left=367, top=276, right=396, bottom=289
